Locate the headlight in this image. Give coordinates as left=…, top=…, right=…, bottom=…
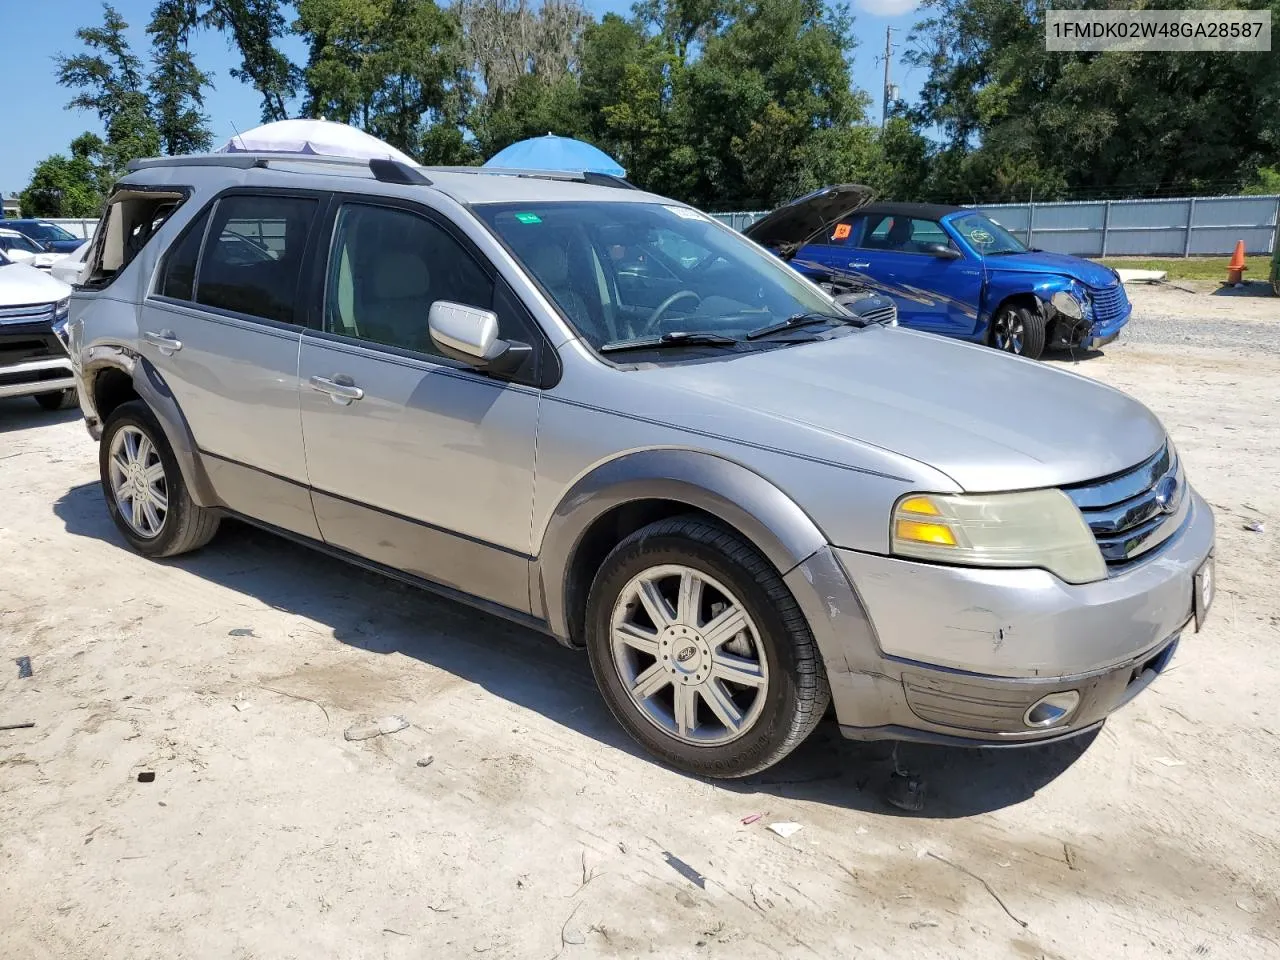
left=891, top=490, right=1105, bottom=584
left=1050, top=290, right=1087, bottom=320
left=54, top=297, right=70, bottom=319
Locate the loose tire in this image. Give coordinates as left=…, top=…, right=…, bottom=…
left=34, top=388, right=78, bottom=411
left=99, top=400, right=220, bottom=557
left=585, top=515, right=830, bottom=778
left=990, top=303, right=1046, bottom=359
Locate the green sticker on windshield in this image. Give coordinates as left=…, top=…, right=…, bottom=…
left=515, top=212, right=542, bottom=224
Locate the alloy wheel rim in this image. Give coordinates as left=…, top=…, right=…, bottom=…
left=995, top=313, right=1024, bottom=353
left=610, top=564, right=769, bottom=746
left=108, top=425, right=168, bottom=538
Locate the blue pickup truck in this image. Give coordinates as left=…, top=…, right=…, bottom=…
left=745, top=187, right=1132, bottom=360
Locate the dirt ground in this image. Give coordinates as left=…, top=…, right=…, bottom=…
left=2, top=283, right=1278, bottom=960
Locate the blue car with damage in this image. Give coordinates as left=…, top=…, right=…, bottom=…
left=744, top=186, right=1132, bottom=360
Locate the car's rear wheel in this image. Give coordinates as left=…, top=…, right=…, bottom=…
left=100, top=400, right=220, bottom=557
left=991, top=303, right=1046, bottom=359
left=34, top=388, right=77, bottom=411
left=585, top=515, right=829, bottom=778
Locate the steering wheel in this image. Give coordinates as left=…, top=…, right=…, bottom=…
left=643, top=290, right=702, bottom=333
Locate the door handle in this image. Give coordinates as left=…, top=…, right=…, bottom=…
left=143, top=330, right=182, bottom=355
left=309, top=374, right=364, bottom=405
left=848, top=261, right=871, bottom=269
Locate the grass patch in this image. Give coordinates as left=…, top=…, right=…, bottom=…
left=1098, top=257, right=1233, bottom=281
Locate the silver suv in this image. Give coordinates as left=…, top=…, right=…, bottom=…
left=60, top=154, right=1216, bottom=777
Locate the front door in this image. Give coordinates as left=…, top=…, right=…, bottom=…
left=297, top=198, right=540, bottom=614
left=141, top=191, right=323, bottom=537
left=852, top=215, right=982, bottom=336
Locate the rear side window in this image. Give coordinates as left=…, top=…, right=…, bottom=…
left=158, top=208, right=210, bottom=301
left=195, top=195, right=318, bottom=324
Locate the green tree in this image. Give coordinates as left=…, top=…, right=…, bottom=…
left=20, top=135, right=112, bottom=218
left=200, top=0, right=300, bottom=121
left=148, top=0, right=215, bottom=154
left=295, top=0, right=472, bottom=159
left=55, top=3, right=162, bottom=180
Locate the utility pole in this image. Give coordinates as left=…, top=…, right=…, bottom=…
left=879, top=26, right=898, bottom=130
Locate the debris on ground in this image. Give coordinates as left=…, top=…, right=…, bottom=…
left=1244, top=519, right=1265, bottom=533
left=0, top=721, right=36, bottom=731
left=344, top=715, right=409, bottom=741
left=137, top=771, right=156, bottom=783
left=767, top=822, right=803, bottom=839
left=1152, top=756, right=1186, bottom=767
left=926, top=852, right=1028, bottom=929
left=416, top=755, right=435, bottom=767
left=885, top=771, right=926, bottom=811
left=740, top=812, right=764, bottom=825
left=909, top=919, right=940, bottom=930
left=228, top=628, right=257, bottom=637
left=15, top=656, right=32, bottom=679
left=662, top=852, right=707, bottom=889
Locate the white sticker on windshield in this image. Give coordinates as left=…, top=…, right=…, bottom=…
left=663, top=205, right=706, bottom=220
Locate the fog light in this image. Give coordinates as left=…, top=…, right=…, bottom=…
left=1023, top=691, right=1081, bottom=729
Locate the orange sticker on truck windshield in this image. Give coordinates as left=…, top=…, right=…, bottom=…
left=832, top=223, right=851, bottom=240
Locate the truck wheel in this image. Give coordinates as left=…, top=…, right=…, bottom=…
left=34, top=388, right=78, bottom=411
left=99, top=400, right=220, bottom=557
left=585, top=515, right=830, bottom=778
left=991, top=303, right=1046, bottom=359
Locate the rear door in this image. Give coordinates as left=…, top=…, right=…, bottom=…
left=143, top=191, right=323, bottom=537
left=296, top=197, right=542, bottom=614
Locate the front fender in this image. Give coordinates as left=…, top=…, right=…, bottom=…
left=535, top=448, right=829, bottom=641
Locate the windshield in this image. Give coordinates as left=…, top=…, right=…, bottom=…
left=24, top=222, right=77, bottom=242
left=474, top=201, right=837, bottom=351
left=0, top=232, right=44, bottom=254
left=948, top=212, right=1027, bottom=256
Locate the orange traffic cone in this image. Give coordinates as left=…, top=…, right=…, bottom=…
left=1226, top=240, right=1247, bottom=284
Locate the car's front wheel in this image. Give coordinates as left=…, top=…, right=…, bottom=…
left=990, top=303, right=1046, bottom=359
left=99, top=400, right=220, bottom=557
left=585, top=515, right=830, bottom=778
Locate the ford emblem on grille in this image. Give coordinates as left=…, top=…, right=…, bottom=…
left=1154, top=475, right=1178, bottom=514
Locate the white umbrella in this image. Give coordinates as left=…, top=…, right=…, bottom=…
left=217, top=119, right=417, bottom=165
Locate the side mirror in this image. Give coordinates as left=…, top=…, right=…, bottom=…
left=428, top=301, right=531, bottom=376
left=921, top=243, right=962, bottom=260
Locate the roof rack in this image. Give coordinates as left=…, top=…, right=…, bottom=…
left=126, top=153, right=433, bottom=186
left=424, top=166, right=637, bottom=190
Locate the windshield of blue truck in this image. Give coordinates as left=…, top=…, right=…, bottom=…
left=475, top=200, right=838, bottom=350
left=949, top=212, right=1027, bottom=256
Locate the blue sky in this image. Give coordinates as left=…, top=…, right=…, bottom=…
left=0, top=0, right=923, bottom=197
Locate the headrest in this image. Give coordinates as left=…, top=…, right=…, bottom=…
left=523, top=242, right=570, bottom=286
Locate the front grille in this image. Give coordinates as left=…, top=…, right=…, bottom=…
left=0, top=302, right=55, bottom=326
left=1090, top=283, right=1129, bottom=325
left=1063, top=442, right=1187, bottom=567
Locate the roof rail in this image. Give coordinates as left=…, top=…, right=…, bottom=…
left=424, top=165, right=637, bottom=190
left=125, top=153, right=433, bottom=186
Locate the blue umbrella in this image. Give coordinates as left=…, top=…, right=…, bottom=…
left=485, top=134, right=625, bottom=178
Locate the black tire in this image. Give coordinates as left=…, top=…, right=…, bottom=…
left=585, top=515, right=830, bottom=778
left=990, top=303, right=1046, bottom=360
left=34, top=388, right=78, bottom=411
left=99, top=400, right=220, bottom=557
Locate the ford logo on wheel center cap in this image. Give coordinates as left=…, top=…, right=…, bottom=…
left=675, top=645, right=697, bottom=664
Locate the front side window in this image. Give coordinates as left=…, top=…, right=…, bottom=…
left=947, top=212, right=1027, bottom=256
left=474, top=201, right=836, bottom=352
left=195, top=195, right=318, bottom=323
left=324, top=202, right=495, bottom=358
left=860, top=216, right=957, bottom=254
left=158, top=207, right=211, bottom=301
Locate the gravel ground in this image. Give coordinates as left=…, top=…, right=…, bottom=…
left=1, top=283, right=1278, bottom=960
left=1117, top=280, right=1279, bottom=352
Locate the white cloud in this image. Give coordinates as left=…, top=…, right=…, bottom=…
left=854, top=0, right=920, bottom=16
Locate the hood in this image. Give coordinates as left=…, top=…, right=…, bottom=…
left=743, top=184, right=874, bottom=259
left=643, top=328, right=1164, bottom=492
left=0, top=259, right=72, bottom=306
left=982, top=250, right=1120, bottom=289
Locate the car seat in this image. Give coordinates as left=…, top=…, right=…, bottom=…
left=886, top=217, right=914, bottom=250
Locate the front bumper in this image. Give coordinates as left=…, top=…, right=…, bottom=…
left=0, top=357, right=76, bottom=399
left=783, top=490, right=1215, bottom=746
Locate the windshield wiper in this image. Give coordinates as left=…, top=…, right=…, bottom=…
left=746, top=311, right=858, bottom=340
left=599, top=331, right=739, bottom=353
